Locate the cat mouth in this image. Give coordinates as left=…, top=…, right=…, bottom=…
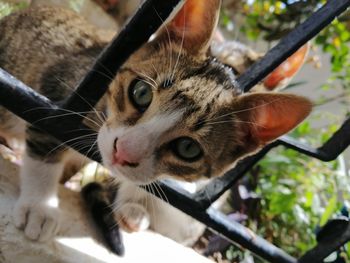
left=112, top=156, right=139, bottom=168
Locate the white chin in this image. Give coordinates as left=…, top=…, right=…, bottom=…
left=106, top=163, right=153, bottom=186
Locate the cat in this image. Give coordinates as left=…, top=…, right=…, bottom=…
left=0, top=0, right=311, bottom=244
left=83, top=38, right=311, bottom=254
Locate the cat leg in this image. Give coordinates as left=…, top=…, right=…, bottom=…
left=13, top=126, right=67, bottom=241
left=116, top=202, right=150, bottom=233
left=113, top=181, right=150, bottom=233
left=114, top=181, right=205, bottom=244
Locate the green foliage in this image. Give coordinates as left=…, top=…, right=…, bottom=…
left=316, top=18, right=350, bottom=93
left=0, top=1, right=28, bottom=19
left=248, top=121, right=350, bottom=258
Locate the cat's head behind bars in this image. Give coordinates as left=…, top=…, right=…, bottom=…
left=97, top=0, right=312, bottom=184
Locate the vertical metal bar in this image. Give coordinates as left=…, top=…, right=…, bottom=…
left=62, top=0, right=184, bottom=118
left=317, top=117, right=350, bottom=161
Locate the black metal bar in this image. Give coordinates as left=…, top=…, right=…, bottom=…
left=0, top=68, right=101, bottom=160
left=237, top=0, right=350, bottom=92
left=277, top=136, right=329, bottom=161
left=193, top=142, right=278, bottom=208
left=298, top=220, right=350, bottom=262
left=62, top=0, right=184, bottom=118
left=154, top=183, right=297, bottom=263
left=0, top=68, right=59, bottom=125
left=204, top=208, right=297, bottom=263
left=317, top=117, right=350, bottom=161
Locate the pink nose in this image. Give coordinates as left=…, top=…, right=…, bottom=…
left=113, top=139, right=141, bottom=166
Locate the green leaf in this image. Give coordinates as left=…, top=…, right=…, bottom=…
left=320, top=195, right=337, bottom=226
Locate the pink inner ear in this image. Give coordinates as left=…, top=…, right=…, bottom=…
left=264, top=43, right=309, bottom=90
left=250, top=95, right=312, bottom=143
left=165, top=0, right=220, bottom=53
left=171, top=0, right=206, bottom=34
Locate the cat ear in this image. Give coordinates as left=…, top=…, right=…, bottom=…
left=263, top=43, right=309, bottom=91
left=156, top=0, right=221, bottom=54
left=236, top=93, right=312, bottom=144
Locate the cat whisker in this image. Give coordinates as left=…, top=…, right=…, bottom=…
left=54, top=76, right=107, bottom=125
left=79, top=139, right=98, bottom=168
left=31, top=112, right=102, bottom=128
left=154, top=8, right=174, bottom=83
left=85, top=69, right=115, bottom=82
left=83, top=53, right=115, bottom=78
left=65, top=128, right=99, bottom=134
left=60, top=140, right=97, bottom=158
left=196, top=98, right=285, bottom=126
left=24, top=107, right=104, bottom=117
left=135, top=71, right=158, bottom=87
left=203, top=120, right=267, bottom=128
left=144, top=185, right=150, bottom=217
left=135, top=73, right=158, bottom=91
left=65, top=139, right=97, bottom=152
left=110, top=203, right=130, bottom=229
left=148, top=183, right=158, bottom=227
left=44, top=133, right=97, bottom=158
left=170, top=8, right=186, bottom=82
left=154, top=181, right=169, bottom=204
left=90, top=148, right=102, bottom=160
left=25, top=105, right=104, bottom=128
left=150, top=61, right=161, bottom=83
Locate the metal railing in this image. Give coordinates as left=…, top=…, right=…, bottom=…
left=0, top=0, right=350, bottom=262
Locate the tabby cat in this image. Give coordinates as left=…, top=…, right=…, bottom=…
left=0, top=0, right=311, bottom=244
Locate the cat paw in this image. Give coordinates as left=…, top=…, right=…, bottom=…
left=13, top=199, right=60, bottom=242
left=116, top=203, right=150, bottom=233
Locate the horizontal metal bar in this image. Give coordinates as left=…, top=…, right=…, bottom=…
left=277, top=136, right=329, bottom=161
left=0, top=69, right=59, bottom=125
left=277, top=117, right=350, bottom=162
left=62, top=0, right=183, bottom=119
left=237, top=0, right=350, bottom=92
left=0, top=68, right=101, bottom=161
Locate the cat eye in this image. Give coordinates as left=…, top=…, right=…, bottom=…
left=128, top=79, right=153, bottom=111
left=171, top=137, right=203, bottom=162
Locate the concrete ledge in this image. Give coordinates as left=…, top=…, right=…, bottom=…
left=0, top=149, right=212, bottom=263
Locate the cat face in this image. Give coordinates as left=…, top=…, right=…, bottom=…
left=97, top=0, right=311, bottom=185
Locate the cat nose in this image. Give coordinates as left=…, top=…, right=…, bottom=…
left=113, top=138, right=140, bottom=167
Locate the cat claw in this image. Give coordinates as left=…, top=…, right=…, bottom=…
left=13, top=200, right=60, bottom=242
left=117, top=203, right=150, bottom=233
